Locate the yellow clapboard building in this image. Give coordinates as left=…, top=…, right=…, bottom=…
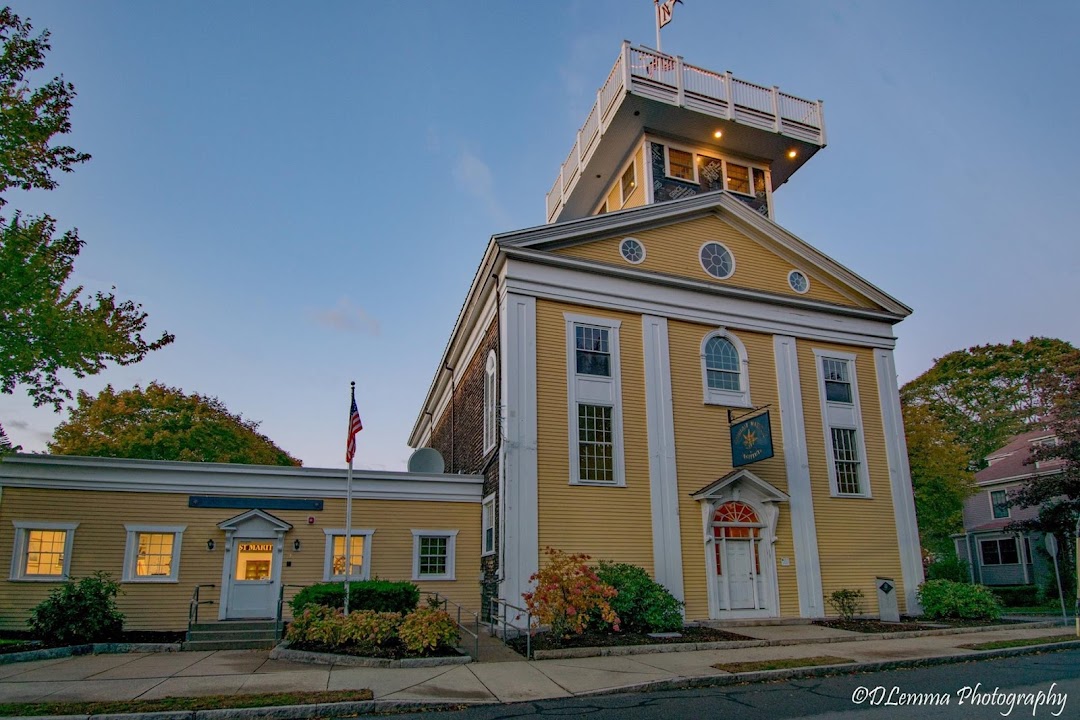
left=409, top=43, right=923, bottom=623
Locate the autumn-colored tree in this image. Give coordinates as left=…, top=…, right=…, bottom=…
left=0, top=8, right=172, bottom=445
left=49, top=382, right=301, bottom=466
left=902, top=403, right=975, bottom=557
left=900, top=338, right=1076, bottom=469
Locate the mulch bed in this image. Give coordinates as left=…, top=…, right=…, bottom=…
left=509, top=626, right=753, bottom=654
left=0, top=630, right=185, bottom=655
left=813, top=617, right=1016, bottom=633
left=288, top=639, right=462, bottom=660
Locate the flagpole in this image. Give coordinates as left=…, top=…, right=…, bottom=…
left=655, top=1, right=662, bottom=52
left=344, top=380, right=355, bottom=615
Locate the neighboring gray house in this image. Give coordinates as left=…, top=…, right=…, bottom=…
left=953, top=429, right=1062, bottom=587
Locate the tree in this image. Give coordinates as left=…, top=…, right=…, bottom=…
left=0, top=422, right=20, bottom=456
left=900, top=338, right=1076, bottom=469
left=0, top=8, right=172, bottom=443
left=902, top=403, right=975, bottom=558
left=49, top=382, right=301, bottom=466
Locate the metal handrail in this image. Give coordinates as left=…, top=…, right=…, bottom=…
left=275, top=584, right=308, bottom=641
left=423, top=591, right=481, bottom=661
left=489, top=597, right=533, bottom=659
left=186, top=584, right=216, bottom=637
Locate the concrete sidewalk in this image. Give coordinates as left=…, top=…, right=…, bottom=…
left=0, top=623, right=1076, bottom=707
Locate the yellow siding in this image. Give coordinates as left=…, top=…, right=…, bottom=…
left=666, top=320, right=799, bottom=619
left=0, top=489, right=480, bottom=631
left=600, top=144, right=646, bottom=213
left=556, top=215, right=872, bottom=309
left=535, top=299, right=654, bottom=571
left=796, top=340, right=907, bottom=613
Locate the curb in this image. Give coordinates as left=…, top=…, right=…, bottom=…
left=10, top=700, right=474, bottom=720
left=530, top=620, right=1062, bottom=660
left=0, top=643, right=181, bottom=666
left=572, top=639, right=1080, bottom=699
left=269, top=642, right=472, bottom=668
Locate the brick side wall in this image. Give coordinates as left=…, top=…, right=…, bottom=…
left=428, top=317, right=500, bottom=617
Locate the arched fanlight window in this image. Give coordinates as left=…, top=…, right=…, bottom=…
left=700, top=330, right=750, bottom=407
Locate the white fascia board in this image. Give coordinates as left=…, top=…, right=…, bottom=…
left=0, top=455, right=484, bottom=503
left=975, top=469, right=1060, bottom=487
left=407, top=241, right=503, bottom=448
left=503, top=255, right=899, bottom=349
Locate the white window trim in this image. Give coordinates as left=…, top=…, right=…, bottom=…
left=787, top=269, right=811, bottom=294
left=989, top=489, right=1011, bottom=519
left=619, top=237, right=646, bottom=265
left=979, top=536, right=1020, bottom=566
left=664, top=144, right=698, bottom=183
left=411, top=529, right=458, bottom=581
left=813, top=349, right=872, bottom=499
left=700, top=329, right=751, bottom=408
left=322, top=528, right=374, bottom=581
left=122, top=524, right=186, bottom=583
left=619, top=162, right=636, bottom=206
left=481, top=493, right=496, bottom=557
left=564, top=312, right=626, bottom=487
left=698, top=241, right=736, bottom=280
left=10, top=521, right=78, bottom=582
left=483, top=350, right=498, bottom=454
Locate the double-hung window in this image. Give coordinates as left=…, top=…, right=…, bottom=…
left=481, top=494, right=496, bottom=556
left=411, top=530, right=457, bottom=581
left=10, top=522, right=78, bottom=581
left=990, top=489, right=1010, bottom=519
left=565, top=314, right=624, bottom=486
left=123, top=525, right=185, bottom=582
left=815, top=350, right=870, bottom=497
left=323, top=528, right=373, bottom=581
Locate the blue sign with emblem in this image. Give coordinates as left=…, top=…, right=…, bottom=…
left=730, top=411, right=774, bottom=467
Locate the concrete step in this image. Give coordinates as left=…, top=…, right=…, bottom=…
left=182, top=638, right=277, bottom=651
left=189, top=621, right=278, bottom=633
left=187, top=629, right=279, bottom=643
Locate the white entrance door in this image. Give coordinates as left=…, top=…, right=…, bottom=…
left=725, top=541, right=756, bottom=609
left=226, top=538, right=277, bottom=618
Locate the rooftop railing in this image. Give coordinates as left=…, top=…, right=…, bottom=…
left=545, top=42, right=826, bottom=222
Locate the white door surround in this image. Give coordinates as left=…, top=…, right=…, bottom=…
left=692, top=468, right=787, bottom=620
left=217, top=509, right=292, bottom=620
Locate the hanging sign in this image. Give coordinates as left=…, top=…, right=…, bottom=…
left=730, top=411, right=774, bottom=467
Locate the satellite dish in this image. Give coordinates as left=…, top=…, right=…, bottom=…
left=408, top=448, right=445, bottom=474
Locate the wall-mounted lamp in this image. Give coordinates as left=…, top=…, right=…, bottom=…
left=293, top=539, right=302, bottom=552
left=206, top=539, right=215, bottom=551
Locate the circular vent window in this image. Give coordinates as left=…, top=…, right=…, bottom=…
left=788, top=270, right=810, bottom=294
left=620, top=238, right=645, bottom=264
left=699, top=242, right=734, bottom=279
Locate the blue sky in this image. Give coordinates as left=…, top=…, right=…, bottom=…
left=3, top=1, right=1078, bottom=470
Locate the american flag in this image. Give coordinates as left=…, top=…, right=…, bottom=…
left=346, top=396, right=363, bottom=463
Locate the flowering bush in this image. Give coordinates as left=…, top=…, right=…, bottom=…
left=286, top=605, right=343, bottom=646
left=398, top=608, right=460, bottom=654
left=523, top=548, right=619, bottom=638
left=340, top=610, right=401, bottom=652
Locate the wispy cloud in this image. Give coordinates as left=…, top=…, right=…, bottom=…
left=312, top=298, right=380, bottom=336
left=7, top=420, right=30, bottom=430
left=453, top=150, right=511, bottom=228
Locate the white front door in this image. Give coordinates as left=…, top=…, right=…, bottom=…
left=725, top=541, right=756, bottom=609
left=226, top=538, right=277, bottom=618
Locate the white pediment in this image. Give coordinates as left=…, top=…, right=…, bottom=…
left=690, top=468, right=789, bottom=504
left=217, top=508, right=293, bottom=538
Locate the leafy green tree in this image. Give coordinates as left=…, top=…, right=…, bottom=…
left=0, top=8, right=172, bottom=444
left=900, top=338, right=1076, bottom=469
left=0, top=422, right=21, bottom=456
left=902, top=403, right=975, bottom=557
left=49, top=382, right=301, bottom=466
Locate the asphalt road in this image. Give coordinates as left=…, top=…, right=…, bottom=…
left=377, top=648, right=1079, bottom=720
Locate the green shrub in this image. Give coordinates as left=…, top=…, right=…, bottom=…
left=285, top=605, right=338, bottom=645
left=989, top=585, right=1040, bottom=608
left=341, top=611, right=401, bottom=653
left=398, top=608, right=460, bottom=655
left=594, top=561, right=683, bottom=633
left=925, top=557, right=970, bottom=583
left=28, top=572, right=124, bottom=645
left=917, top=580, right=1003, bottom=620
left=290, top=580, right=419, bottom=615
left=827, top=589, right=864, bottom=621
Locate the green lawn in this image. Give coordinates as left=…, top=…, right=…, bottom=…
left=958, top=634, right=1077, bottom=651
left=712, top=656, right=854, bottom=673
left=0, top=689, right=374, bottom=717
